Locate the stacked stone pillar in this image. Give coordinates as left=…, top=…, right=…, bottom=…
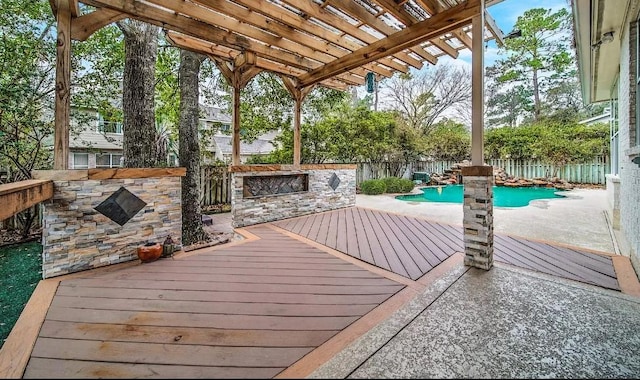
left=462, top=165, right=494, bottom=270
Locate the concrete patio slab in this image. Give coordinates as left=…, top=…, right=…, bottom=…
left=310, top=263, right=640, bottom=379
left=356, top=188, right=615, bottom=253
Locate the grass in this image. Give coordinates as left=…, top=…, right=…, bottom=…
left=0, top=241, right=42, bottom=350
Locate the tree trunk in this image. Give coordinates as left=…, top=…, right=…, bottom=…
left=118, top=20, right=159, bottom=168
left=179, top=49, right=210, bottom=246
left=533, top=68, right=541, bottom=121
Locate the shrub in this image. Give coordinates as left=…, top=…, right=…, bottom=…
left=382, top=177, right=415, bottom=193
left=360, top=179, right=387, bottom=195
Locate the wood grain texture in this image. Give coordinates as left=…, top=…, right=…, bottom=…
left=20, top=224, right=406, bottom=379
left=87, top=167, right=186, bottom=179
left=274, top=207, right=622, bottom=290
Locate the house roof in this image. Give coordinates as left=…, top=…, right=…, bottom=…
left=578, top=109, right=611, bottom=125
left=573, top=0, right=637, bottom=103
left=200, top=105, right=231, bottom=124
left=70, top=131, right=123, bottom=150
left=59, top=0, right=504, bottom=92
left=213, top=135, right=276, bottom=156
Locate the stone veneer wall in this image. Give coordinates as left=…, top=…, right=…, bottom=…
left=32, top=168, right=185, bottom=279
left=462, top=166, right=494, bottom=270
left=230, top=164, right=356, bottom=227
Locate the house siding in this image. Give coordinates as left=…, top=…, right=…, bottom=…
left=619, top=18, right=640, bottom=272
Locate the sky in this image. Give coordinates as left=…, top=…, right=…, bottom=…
left=450, top=0, right=572, bottom=67
left=368, top=0, right=573, bottom=111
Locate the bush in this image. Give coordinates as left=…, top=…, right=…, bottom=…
left=381, top=177, right=414, bottom=193
left=360, top=179, right=387, bottom=195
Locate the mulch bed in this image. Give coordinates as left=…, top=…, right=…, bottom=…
left=0, top=239, right=42, bottom=349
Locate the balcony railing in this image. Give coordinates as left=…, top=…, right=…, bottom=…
left=98, top=121, right=123, bottom=134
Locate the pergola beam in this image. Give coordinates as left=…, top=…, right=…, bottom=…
left=327, top=0, right=438, bottom=65
left=277, top=0, right=423, bottom=70
left=485, top=11, right=505, bottom=46
left=83, top=0, right=320, bottom=71
left=229, top=0, right=410, bottom=74
left=190, top=0, right=394, bottom=80
left=372, top=0, right=459, bottom=59
left=165, top=31, right=351, bottom=91
left=70, top=8, right=127, bottom=41
left=299, top=0, right=480, bottom=88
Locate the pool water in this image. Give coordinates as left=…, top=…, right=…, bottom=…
left=396, top=184, right=567, bottom=207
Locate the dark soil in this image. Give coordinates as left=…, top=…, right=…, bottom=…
left=0, top=240, right=42, bottom=349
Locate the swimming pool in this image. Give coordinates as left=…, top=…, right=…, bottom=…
left=396, top=184, right=567, bottom=207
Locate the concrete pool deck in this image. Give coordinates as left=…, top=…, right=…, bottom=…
left=356, top=188, right=616, bottom=254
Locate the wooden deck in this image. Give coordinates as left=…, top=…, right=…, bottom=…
left=274, top=207, right=621, bottom=290
left=20, top=225, right=405, bottom=379
left=4, top=206, right=637, bottom=379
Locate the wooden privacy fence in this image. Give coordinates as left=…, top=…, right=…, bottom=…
left=357, top=156, right=610, bottom=185
left=200, top=165, right=232, bottom=206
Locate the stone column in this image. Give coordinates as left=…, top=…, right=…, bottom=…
left=462, top=165, right=494, bottom=270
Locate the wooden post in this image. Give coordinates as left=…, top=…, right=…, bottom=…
left=471, top=3, right=485, bottom=166
left=280, top=77, right=314, bottom=168
left=54, top=0, right=72, bottom=170
left=231, top=84, right=241, bottom=166
left=213, top=53, right=261, bottom=167
left=293, top=97, right=301, bottom=167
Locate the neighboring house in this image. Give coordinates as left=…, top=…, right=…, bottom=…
left=573, top=0, right=640, bottom=275
left=69, top=108, right=123, bottom=169
left=199, top=105, right=278, bottom=164
left=69, top=105, right=278, bottom=168
left=578, top=107, right=611, bottom=126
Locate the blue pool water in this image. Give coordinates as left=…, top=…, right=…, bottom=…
left=396, top=184, right=567, bottom=207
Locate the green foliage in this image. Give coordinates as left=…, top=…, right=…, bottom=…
left=381, top=177, right=415, bottom=194
left=0, top=0, right=56, bottom=180
left=0, top=242, right=42, bottom=349
left=484, top=121, right=609, bottom=165
left=486, top=7, right=578, bottom=124
left=424, top=119, right=470, bottom=161
left=360, top=179, right=387, bottom=195
left=265, top=98, right=399, bottom=164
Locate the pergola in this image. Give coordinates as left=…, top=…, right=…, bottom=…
left=51, top=0, right=504, bottom=168
left=50, top=0, right=502, bottom=270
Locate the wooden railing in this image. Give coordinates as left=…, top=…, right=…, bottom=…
left=0, top=180, right=53, bottom=222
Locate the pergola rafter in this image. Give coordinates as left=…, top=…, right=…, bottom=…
left=51, top=0, right=504, bottom=167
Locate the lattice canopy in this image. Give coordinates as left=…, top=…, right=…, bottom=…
left=53, top=0, right=504, bottom=91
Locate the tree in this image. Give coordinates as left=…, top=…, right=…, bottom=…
left=0, top=0, right=56, bottom=182
left=424, top=119, right=471, bottom=161
left=117, top=20, right=160, bottom=168
left=487, top=7, right=574, bottom=123
left=384, top=63, right=471, bottom=135
left=178, top=49, right=210, bottom=246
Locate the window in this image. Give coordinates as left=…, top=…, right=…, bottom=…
left=221, top=124, right=231, bottom=133
left=96, top=153, right=122, bottom=168
left=610, top=95, right=619, bottom=175
left=72, top=153, right=89, bottom=169
left=97, top=118, right=123, bottom=134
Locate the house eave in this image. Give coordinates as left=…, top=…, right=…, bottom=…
left=573, top=0, right=629, bottom=104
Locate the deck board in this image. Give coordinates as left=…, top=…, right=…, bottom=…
left=17, top=207, right=624, bottom=379
left=24, top=358, right=282, bottom=379
left=23, top=225, right=405, bottom=379
left=274, top=207, right=620, bottom=290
